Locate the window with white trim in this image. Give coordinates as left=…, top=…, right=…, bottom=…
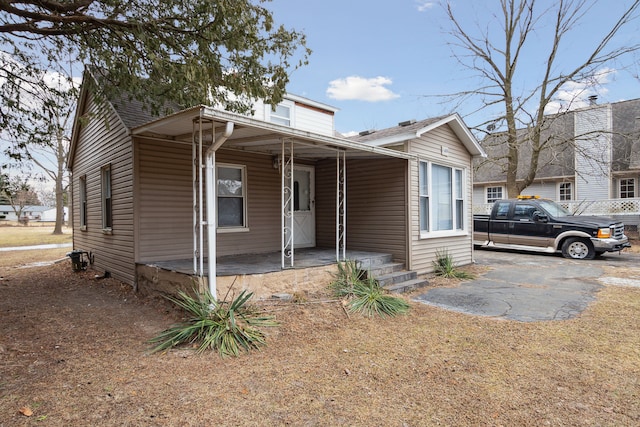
left=217, top=165, right=247, bottom=228
left=486, top=186, right=503, bottom=203
left=559, top=182, right=572, bottom=201
left=101, top=165, right=112, bottom=230
left=79, top=175, right=87, bottom=230
left=455, top=169, right=464, bottom=230
left=269, top=102, right=292, bottom=126
left=419, top=162, right=466, bottom=235
left=619, top=178, right=636, bottom=198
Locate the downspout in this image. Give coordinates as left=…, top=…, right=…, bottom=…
left=205, top=120, right=235, bottom=299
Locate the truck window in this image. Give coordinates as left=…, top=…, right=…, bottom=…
left=537, top=199, right=571, bottom=217
left=495, top=201, right=510, bottom=219
left=513, top=203, right=536, bottom=220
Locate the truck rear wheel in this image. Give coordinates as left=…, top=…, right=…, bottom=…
left=561, top=237, right=595, bottom=260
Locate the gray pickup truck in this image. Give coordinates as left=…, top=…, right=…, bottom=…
left=473, top=197, right=631, bottom=259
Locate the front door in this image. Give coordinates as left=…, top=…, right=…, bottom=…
left=287, top=165, right=315, bottom=248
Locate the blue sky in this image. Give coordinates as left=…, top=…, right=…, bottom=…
left=267, top=0, right=640, bottom=136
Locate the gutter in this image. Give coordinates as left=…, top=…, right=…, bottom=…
left=205, top=120, right=235, bottom=298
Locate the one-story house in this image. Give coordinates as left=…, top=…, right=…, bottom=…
left=0, top=205, right=49, bottom=222
left=68, top=69, right=486, bottom=298
left=40, top=206, right=68, bottom=223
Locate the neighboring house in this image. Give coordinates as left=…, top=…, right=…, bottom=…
left=473, top=98, right=640, bottom=225
left=0, top=205, right=49, bottom=222
left=40, top=207, right=68, bottom=222
left=68, top=69, right=486, bottom=297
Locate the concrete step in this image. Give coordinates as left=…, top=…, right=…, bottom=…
left=383, top=278, right=430, bottom=294
left=365, top=262, right=405, bottom=277
left=355, top=254, right=394, bottom=270
left=375, top=270, right=417, bottom=287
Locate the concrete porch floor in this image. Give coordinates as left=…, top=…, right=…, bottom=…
left=144, top=248, right=390, bottom=276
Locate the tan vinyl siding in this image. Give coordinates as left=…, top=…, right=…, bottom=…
left=315, top=159, right=337, bottom=248
left=316, top=158, right=407, bottom=264
left=136, top=138, right=193, bottom=262
left=408, top=124, right=474, bottom=273
left=70, top=93, right=135, bottom=285
left=136, top=142, right=282, bottom=261
left=216, top=150, right=281, bottom=255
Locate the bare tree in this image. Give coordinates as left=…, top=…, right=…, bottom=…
left=443, top=0, right=640, bottom=197
left=1, top=57, right=77, bottom=234
left=1, top=176, right=39, bottom=224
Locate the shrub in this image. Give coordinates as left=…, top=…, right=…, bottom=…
left=328, top=259, right=366, bottom=298
left=330, top=260, right=409, bottom=318
left=433, top=249, right=475, bottom=279
left=149, top=289, right=277, bottom=357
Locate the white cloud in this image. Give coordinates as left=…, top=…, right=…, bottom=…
left=416, top=1, right=436, bottom=12
left=326, top=76, right=400, bottom=102
left=341, top=131, right=359, bottom=138
left=42, top=70, right=82, bottom=92
left=544, top=68, right=616, bottom=114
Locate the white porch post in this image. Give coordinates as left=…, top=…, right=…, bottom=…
left=336, top=150, right=346, bottom=261
left=281, top=138, right=294, bottom=268
left=192, top=121, right=198, bottom=274
left=198, top=116, right=204, bottom=277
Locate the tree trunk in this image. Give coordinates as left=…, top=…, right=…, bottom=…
left=53, top=178, right=64, bottom=234
left=52, top=134, right=65, bottom=235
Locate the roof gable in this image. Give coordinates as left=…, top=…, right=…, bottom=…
left=349, top=114, right=486, bottom=157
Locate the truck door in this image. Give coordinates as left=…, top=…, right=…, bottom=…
left=508, top=202, right=552, bottom=247
left=489, top=201, right=511, bottom=244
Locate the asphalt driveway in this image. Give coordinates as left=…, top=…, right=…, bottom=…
left=414, top=249, right=640, bottom=322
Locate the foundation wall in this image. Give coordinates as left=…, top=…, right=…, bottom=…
left=136, top=264, right=338, bottom=300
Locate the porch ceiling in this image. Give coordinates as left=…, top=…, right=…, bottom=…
left=131, top=106, right=417, bottom=161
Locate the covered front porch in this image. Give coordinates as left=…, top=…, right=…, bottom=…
left=132, top=106, right=417, bottom=299
left=135, top=248, right=396, bottom=300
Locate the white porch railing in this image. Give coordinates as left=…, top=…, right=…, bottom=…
left=473, top=198, right=640, bottom=216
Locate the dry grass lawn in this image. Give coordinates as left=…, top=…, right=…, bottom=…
left=0, top=224, right=72, bottom=247
left=0, top=243, right=639, bottom=426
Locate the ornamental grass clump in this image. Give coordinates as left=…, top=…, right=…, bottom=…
left=328, top=259, right=366, bottom=298
left=330, top=260, right=409, bottom=318
left=433, top=249, right=475, bottom=279
left=149, top=289, right=277, bottom=357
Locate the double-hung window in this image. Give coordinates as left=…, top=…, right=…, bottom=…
left=217, top=164, right=247, bottom=229
left=419, top=161, right=466, bottom=236
left=101, top=165, right=112, bottom=231
left=486, top=186, right=503, bottom=203
left=268, top=101, right=293, bottom=127
left=620, top=178, right=636, bottom=198
left=559, top=182, right=572, bottom=201
left=79, top=175, right=87, bottom=230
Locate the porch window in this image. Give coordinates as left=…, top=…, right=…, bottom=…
left=79, top=175, right=87, bottom=230
left=559, top=182, right=572, bottom=201
left=101, top=165, right=112, bottom=231
left=619, top=178, right=636, bottom=198
left=217, top=165, right=246, bottom=228
left=419, top=161, right=466, bottom=235
left=486, top=186, right=503, bottom=203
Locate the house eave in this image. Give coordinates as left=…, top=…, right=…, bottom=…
left=360, top=114, right=487, bottom=158
left=131, top=106, right=418, bottom=161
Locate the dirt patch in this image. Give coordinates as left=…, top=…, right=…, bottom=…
left=1, top=253, right=639, bottom=426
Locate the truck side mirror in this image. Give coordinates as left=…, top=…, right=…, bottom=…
left=533, top=211, right=548, bottom=223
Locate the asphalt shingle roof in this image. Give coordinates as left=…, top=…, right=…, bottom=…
left=348, top=116, right=448, bottom=144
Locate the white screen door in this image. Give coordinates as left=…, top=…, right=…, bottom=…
left=286, top=165, right=315, bottom=248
